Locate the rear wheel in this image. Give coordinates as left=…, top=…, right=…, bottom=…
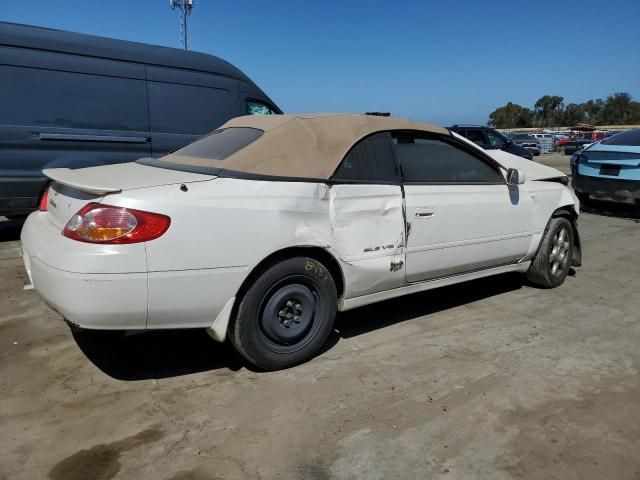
left=229, top=257, right=337, bottom=370
left=527, top=217, right=574, bottom=288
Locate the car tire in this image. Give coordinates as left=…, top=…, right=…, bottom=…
left=229, top=256, right=337, bottom=370
left=526, top=217, right=574, bottom=288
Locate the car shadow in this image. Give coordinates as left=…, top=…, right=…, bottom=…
left=333, top=272, right=523, bottom=339
left=72, top=329, right=246, bottom=380
left=580, top=200, right=640, bottom=222
left=0, top=217, right=25, bottom=242
left=74, top=273, right=524, bottom=380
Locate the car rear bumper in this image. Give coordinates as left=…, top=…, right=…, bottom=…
left=24, top=251, right=148, bottom=329
left=21, top=211, right=245, bottom=331
left=21, top=211, right=149, bottom=329
left=572, top=171, right=640, bottom=203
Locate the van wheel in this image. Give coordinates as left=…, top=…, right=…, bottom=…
left=527, top=217, right=574, bottom=288
left=230, top=257, right=337, bottom=370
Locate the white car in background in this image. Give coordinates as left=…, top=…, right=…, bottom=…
left=21, top=114, right=582, bottom=370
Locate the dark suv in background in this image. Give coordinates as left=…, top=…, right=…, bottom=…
left=0, top=22, right=281, bottom=217
left=508, top=133, right=541, bottom=156
left=448, top=125, right=534, bottom=160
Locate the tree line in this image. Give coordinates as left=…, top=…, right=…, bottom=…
left=487, top=92, right=640, bottom=129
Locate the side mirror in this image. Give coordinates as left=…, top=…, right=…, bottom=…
left=506, top=168, right=525, bottom=185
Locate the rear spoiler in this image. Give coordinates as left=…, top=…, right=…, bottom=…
left=43, top=168, right=122, bottom=195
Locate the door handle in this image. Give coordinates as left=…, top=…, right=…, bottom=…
left=39, top=133, right=150, bottom=143
left=415, top=208, right=434, bottom=219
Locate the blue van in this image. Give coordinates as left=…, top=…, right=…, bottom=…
left=571, top=129, right=640, bottom=205
left=0, top=22, right=281, bottom=217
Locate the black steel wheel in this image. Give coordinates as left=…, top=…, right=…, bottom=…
left=229, top=257, right=337, bottom=370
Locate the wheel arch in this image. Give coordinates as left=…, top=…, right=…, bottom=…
left=209, top=246, right=345, bottom=343
left=232, top=246, right=345, bottom=320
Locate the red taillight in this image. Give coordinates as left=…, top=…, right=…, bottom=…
left=38, top=186, right=50, bottom=212
left=62, top=203, right=170, bottom=244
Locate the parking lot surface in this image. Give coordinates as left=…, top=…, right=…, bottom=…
left=1, top=154, right=639, bottom=480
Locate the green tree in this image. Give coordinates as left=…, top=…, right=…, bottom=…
left=580, top=99, right=604, bottom=124
left=487, top=102, right=533, bottom=128
left=562, top=103, right=586, bottom=126
left=487, top=93, right=640, bottom=128
left=533, top=95, right=565, bottom=127
left=599, top=92, right=640, bottom=124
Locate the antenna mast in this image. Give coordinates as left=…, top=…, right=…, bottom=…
left=170, top=0, right=195, bottom=50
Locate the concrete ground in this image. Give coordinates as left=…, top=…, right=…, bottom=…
left=1, top=153, right=640, bottom=480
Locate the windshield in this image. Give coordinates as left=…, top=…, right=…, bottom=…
left=247, top=100, right=278, bottom=116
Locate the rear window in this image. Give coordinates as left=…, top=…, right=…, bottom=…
left=601, top=129, right=640, bottom=146
left=162, top=127, right=263, bottom=162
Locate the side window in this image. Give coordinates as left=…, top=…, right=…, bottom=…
left=486, top=129, right=507, bottom=146
left=463, top=129, right=487, bottom=145
left=0, top=65, right=148, bottom=131
left=332, top=132, right=399, bottom=183
left=148, top=82, right=235, bottom=135
left=393, top=133, right=503, bottom=183
left=246, top=100, right=277, bottom=115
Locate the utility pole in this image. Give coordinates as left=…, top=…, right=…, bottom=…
left=170, top=0, right=195, bottom=50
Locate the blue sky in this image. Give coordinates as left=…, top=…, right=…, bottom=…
left=3, top=0, right=639, bottom=125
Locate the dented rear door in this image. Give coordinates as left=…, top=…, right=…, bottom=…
left=329, top=184, right=406, bottom=297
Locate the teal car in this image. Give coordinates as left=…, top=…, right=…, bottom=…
left=571, top=129, right=640, bottom=205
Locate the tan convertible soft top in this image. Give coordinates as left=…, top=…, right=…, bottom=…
left=164, top=113, right=448, bottom=179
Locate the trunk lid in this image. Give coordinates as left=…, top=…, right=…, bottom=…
left=43, top=161, right=215, bottom=228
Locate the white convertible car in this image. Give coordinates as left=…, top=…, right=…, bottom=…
left=21, top=114, right=581, bottom=370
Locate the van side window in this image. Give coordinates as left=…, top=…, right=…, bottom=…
left=0, top=65, right=148, bottom=131
left=485, top=129, right=507, bottom=146
left=332, top=132, right=400, bottom=183
left=148, top=82, right=235, bottom=135
left=247, top=100, right=277, bottom=115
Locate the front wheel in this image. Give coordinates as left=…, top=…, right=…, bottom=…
left=229, top=257, right=337, bottom=370
left=526, top=217, right=574, bottom=288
